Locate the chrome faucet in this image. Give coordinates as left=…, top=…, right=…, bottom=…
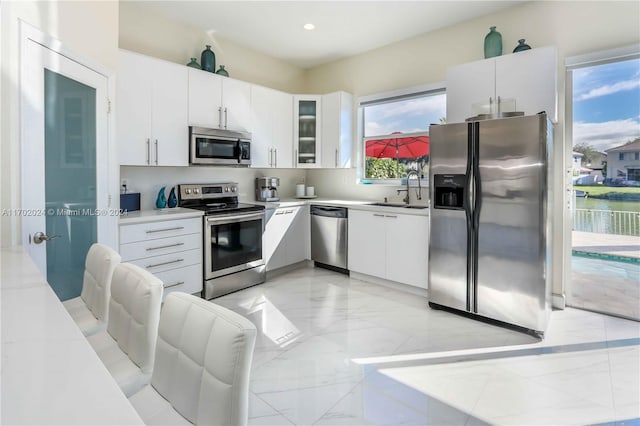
left=397, top=169, right=422, bottom=204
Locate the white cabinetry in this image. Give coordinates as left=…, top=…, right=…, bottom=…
left=117, top=50, right=188, bottom=166
left=446, top=46, right=557, bottom=123
left=188, top=69, right=252, bottom=131
left=321, top=91, right=353, bottom=169
left=251, top=85, right=293, bottom=168
left=264, top=205, right=309, bottom=271
left=294, top=95, right=322, bottom=168
left=119, top=217, right=203, bottom=298
left=348, top=209, right=428, bottom=289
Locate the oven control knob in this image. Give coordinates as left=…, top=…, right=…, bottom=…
left=224, top=186, right=229, bottom=192
left=185, top=189, right=192, bottom=195
left=231, top=187, right=237, bottom=192
left=194, top=188, right=200, bottom=194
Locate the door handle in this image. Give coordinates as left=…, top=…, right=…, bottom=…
left=154, top=139, right=159, bottom=165
left=218, top=106, right=223, bottom=128
left=224, top=107, right=228, bottom=129
left=31, top=232, right=61, bottom=244
left=146, top=138, right=150, bottom=165
left=274, top=148, right=277, bottom=168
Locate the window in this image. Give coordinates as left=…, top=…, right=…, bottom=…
left=629, top=168, right=640, bottom=181
left=620, top=152, right=625, bottom=161
left=359, top=86, right=446, bottom=183
left=635, top=152, right=639, bottom=161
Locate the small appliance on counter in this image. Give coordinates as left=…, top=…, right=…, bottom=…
left=120, top=192, right=140, bottom=212
left=255, top=177, right=280, bottom=202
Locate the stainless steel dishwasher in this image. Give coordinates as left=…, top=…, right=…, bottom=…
left=310, top=205, right=348, bottom=273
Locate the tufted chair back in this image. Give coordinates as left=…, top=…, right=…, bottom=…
left=108, top=263, right=163, bottom=376
left=81, top=243, right=121, bottom=323
left=151, top=292, right=257, bottom=426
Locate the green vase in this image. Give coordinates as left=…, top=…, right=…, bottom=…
left=513, top=39, right=532, bottom=53
left=155, top=186, right=167, bottom=209
left=200, top=45, right=216, bottom=73
left=484, top=26, right=502, bottom=58
left=186, top=57, right=201, bottom=69
left=215, top=65, right=229, bottom=77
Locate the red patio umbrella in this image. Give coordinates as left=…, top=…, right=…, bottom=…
left=365, top=134, right=429, bottom=159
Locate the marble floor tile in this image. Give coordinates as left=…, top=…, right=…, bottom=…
left=213, top=265, right=640, bottom=425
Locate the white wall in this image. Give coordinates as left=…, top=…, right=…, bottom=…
left=118, top=1, right=306, bottom=94
left=0, top=0, right=120, bottom=247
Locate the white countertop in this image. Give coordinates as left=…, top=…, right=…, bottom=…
left=119, top=206, right=204, bottom=225
left=0, top=247, right=144, bottom=425
left=256, top=198, right=430, bottom=216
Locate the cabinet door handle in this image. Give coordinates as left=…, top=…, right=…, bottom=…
left=274, top=148, right=277, bottom=168
left=145, top=226, right=185, bottom=234
left=218, top=107, right=223, bottom=128
left=145, top=242, right=185, bottom=251
left=385, top=215, right=398, bottom=218
left=294, top=149, right=298, bottom=166
left=275, top=211, right=285, bottom=215
left=224, top=107, right=228, bottom=129
left=164, top=281, right=185, bottom=289
left=335, top=149, right=338, bottom=168
left=146, top=139, right=150, bottom=165
left=268, top=148, right=273, bottom=167
left=154, top=139, right=159, bottom=165
left=373, top=214, right=385, bottom=217
left=146, top=258, right=184, bottom=269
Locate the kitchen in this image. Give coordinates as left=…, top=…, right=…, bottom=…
left=2, top=1, right=640, bottom=425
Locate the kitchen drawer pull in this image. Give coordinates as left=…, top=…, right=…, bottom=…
left=145, top=226, right=185, bottom=234
left=373, top=214, right=385, bottom=217
left=146, top=258, right=184, bottom=269
left=385, top=215, right=398, bottom=218
left=275, top=211, right=285, bottom=215
left=164, top=281, right=185, bottom=289
left=145, top=242, right=185, bottom=251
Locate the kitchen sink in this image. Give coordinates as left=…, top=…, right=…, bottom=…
left=368, top=202, right=428, bottom=209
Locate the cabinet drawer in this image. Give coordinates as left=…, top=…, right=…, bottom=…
left=120, top=233, right=201, bottom=262
left=127, top=248, right=201, bottom=274
left=154, top=264, right=203, bottom=298
left=119, top=217, right=202, bottom=244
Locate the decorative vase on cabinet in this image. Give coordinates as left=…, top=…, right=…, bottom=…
left=513, top=39, right=532, bottom=53
left=484, top=26, right=502, bottom=58
left=156, top=187, right=167, bottom=209
left=215, top=65, right=229, bottom=77
left=186, top=57, right=201, bottom=69
left=168, top=187, right=178, bottom=208
left=200, top=45, right=216, bottom=72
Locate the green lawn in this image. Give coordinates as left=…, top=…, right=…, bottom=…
left=573, top=185, right=640, bottom=196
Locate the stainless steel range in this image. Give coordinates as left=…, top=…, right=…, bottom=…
left=178, top=182, right=265, bottom=299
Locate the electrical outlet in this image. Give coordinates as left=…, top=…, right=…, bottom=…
left=121, top=179, right=128, bottom=191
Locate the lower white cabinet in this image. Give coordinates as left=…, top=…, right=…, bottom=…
left=264, top=205, right=309, bottom=271
left=119, top=217, right=203, bottom=298
left=348, top=209, right=429, bottom=289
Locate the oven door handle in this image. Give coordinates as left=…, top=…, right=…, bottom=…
left=205, top=211, right=264, bottom=225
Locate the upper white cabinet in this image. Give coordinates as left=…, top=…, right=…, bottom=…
left=117, top=50, right=188, bottom=166
left=187, top=68, right=252, bottom=131
left=446, top=46, right=557, bottom=123
left=250, top=85, right=293, bottom=168
left=294, top=95, right=322, bottom=168
left=321, top=91, right=353, bottom=169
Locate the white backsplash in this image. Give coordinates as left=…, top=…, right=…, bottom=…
left=120, top=166, right=306, bottom=210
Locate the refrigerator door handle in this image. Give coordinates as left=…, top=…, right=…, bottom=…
left=465, top=123, right=474, bottom=312
left=472, top=121, right=481, bottom=313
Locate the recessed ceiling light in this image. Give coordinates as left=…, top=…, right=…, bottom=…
left=303, top=23, right=315, bottom=31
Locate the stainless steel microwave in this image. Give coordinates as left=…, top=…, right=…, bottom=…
left=189, top=126, right=251, bottom=166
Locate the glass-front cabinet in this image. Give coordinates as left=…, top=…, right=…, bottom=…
left=294, top=95, right=322, bottom=168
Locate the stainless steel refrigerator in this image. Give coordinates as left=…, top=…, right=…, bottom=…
left=428, top=113, right=552, bottom=336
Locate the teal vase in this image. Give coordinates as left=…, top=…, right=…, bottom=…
left=215, top=65, right=229, bottom=77
left=168, top=187, right=178, bottom=208
left=513, top=39, right=531, bottom=53
left=155, top=187, right=167, bottom=209
left=484, top=26, right=502, bottom=58
left=186, top=57, right=201, bottom=69
left=200, top=45, right=216, bottom=73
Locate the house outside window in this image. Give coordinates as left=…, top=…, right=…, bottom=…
left=635, top=152, right=639, bottom=161
left=619, top=152, right=625, bottom=161
left=359, top=85, right=446, bottom=183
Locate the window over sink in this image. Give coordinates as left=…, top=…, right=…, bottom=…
left=358, top=84, right=446, bottom=184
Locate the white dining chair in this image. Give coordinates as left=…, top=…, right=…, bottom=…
left=88, top=262, right=163, bottom=397
left=62, top=243, right=121, bottom=336
left=128, top=292, right=257, bottom=426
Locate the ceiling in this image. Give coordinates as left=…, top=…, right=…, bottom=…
left=130, top=1, right=526, bottom=69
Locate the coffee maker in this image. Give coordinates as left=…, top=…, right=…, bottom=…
left=255, top=177, right=280, bottom=202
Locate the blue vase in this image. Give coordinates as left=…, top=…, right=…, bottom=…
left=215, top=65, right=229, bottom=77
left=186, top=57, right=201, bottom=69
left=484, top=26, right=502, bottom=58
left=168, top=187, right=178, bottom=208
left=156, top=186, right=167, bottom=209
left=200, top=45, right=216, bottom=73
left=513, top=39, right=531, bottom=53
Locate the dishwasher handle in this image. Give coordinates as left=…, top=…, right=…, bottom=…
left=310, top=205, right=348, bottom=218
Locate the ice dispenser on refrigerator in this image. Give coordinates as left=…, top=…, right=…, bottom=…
left=433, top=174, right=465, bottom=209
